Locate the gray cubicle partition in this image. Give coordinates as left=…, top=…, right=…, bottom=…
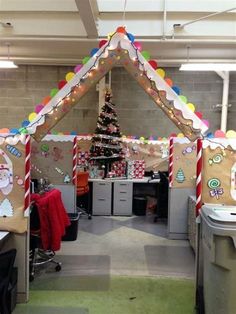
left=168, top=187, right=195, bottom=240
left=54, top=185, right=76, bottom=213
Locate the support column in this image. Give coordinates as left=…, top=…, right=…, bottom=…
left=216, top=71, right=229, bottom=133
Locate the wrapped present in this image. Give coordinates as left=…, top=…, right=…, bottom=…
left=111, top=160, right=127, bottom=177
left=78, top=151, right=90, bottom=166
left=127, top=160, right=145, bottom=179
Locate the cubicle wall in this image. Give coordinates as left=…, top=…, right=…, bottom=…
left=31, top=135, right=77, bottom=213
left=202, top=138, right=236, bottom=205
left=0, top=134, right=30, bottom=303
left=168, top=137, right=197, bottom=239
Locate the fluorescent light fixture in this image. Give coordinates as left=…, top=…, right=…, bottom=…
left=0, top=60, right=18, bottom=68
left=180, top=63, right=236, bottom=71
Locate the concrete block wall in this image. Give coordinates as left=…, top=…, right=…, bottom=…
left=0, top=65, right=235, bottom=137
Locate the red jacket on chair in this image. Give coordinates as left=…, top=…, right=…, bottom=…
left=31, top=189, right=70, bottom=251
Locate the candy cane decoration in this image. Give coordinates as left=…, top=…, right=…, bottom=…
left=72, top=136, right=77, bottom=184
left=169, top=137, right=174, bottom=187
left=196, top=138, right=203, bottom=216
left=24, top=135, right=31, bottom=212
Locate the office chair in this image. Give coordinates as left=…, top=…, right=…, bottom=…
left=154, top=171, right=169, bottom=222
left=76, top=171, right=92, bottom=220
left=29, top=203, right=62, bottom=282
left=0, top=249, right=16, bottom=314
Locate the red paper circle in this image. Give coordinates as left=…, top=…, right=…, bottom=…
left=58, top=80, right=67, bottom=90
left=148, top=60, right=158, bottom=70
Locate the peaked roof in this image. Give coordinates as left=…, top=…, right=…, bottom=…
left=27, top=29, right=208, bottom=142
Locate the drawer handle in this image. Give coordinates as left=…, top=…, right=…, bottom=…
left=120, top=199, right=127, bottom=202
left=120, top=183, right=127, bottom=186
left=120, top=191, right=127, bottom=194
left=98, top=198, right=105, bottom=201
left=99, top=183, right=106, bottom=186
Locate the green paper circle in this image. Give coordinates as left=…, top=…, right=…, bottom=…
left=141, top=51, right=151, bottom=61
left=82, top=56, right=90, bottom=64
left=50, top=88, right=59, bottom=98
left=179, top=95, right=188, bottom=104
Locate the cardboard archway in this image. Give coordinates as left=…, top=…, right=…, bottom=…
left=26, top=30, right=208, bottom=142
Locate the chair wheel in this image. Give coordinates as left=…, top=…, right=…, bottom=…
left=88, top=215, right=92, bottom=220
left=55, top=264, right=61, bottom=272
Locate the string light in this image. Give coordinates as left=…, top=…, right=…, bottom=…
left=0, top=29, right=204, bottom=140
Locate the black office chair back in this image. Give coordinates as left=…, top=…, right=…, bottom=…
left=0, top=249, right=17, bottom=314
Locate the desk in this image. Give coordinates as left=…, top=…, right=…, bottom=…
left=89, top=177, right=160, bottom=216
left=0, top=229, right=29, bottom=303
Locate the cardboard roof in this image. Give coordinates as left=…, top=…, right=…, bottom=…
left=26, top=31, right=208, bottom=142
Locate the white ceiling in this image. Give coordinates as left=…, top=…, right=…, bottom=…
left=0, top=0, right=235, bottom=66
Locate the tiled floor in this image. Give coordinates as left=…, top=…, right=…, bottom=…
left=53, top=215, right=195, bottom=279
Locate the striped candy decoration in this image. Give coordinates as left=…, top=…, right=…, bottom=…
left=169, top=137, right=174, bottom=187
left=24, top=135, right=31, bottom=213
left=72, top=136, right=77, bottom=184
left=196, top=138, right=203, bottom=216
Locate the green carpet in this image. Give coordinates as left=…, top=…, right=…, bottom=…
left=14, top=276, right=195, bottom=314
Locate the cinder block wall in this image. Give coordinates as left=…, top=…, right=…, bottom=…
left=0, top=65, right=235, bottom=137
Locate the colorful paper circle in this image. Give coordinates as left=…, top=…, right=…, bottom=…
left=165, top=78, right=173, bottom=87
left=127, top=33, right=135, bottom=42
left=214, top=130, right=225, bottom=138
left=116, top=26, right=126, bottom=34
left=21, top=120, right=30, bottom=127
left=226, top=130, right=236, bottom=138
left=74, top=64, right=83, bottom=73
left=82, top=56, right=90, bottom=65
left=156, top=68, right=165, bottom=78
left=186, top=103, right=195, bottom=112
left=50, top=88, right=59, bottom=98
left=195, top=111, right=203, bottom=119
left=35, top=104, right=44, bottom=114
left=42, top=96, right=51, bottom=105
left=90, top=48, right=99, bottom=57
left=0, top=128, right=10, bottom=133
left=148, top=60, right=158, bottom=70
left=28, top=112, right=37, bottom=122
left=99, top=40, right=107, bottom=48
left=58, top=80, right=67, bottom=89
left=179, top=95, right=188, bottom=104
left=65, top=72, right=75, bottom=82
left=172, top=86, right=181, bottom=95
left=133, top=42, right=142, bottom=51
left=202, top=119, right=210, bottom=128
left=141, top=51, right=151, bottom=61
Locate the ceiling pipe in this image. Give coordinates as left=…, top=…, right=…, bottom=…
left=174, top=7, right=236, bottom=29
left=162, top=0, right=167, bottom=40
left=0, top=37, right=235, bottom=44
left=216, top=71, right=230, bottom=133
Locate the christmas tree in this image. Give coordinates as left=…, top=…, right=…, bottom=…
left=175, top=168, right=185, bottom=183
left=90, top=91, right=124, bottom=176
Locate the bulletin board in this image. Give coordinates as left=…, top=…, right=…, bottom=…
left=202, top=139, right=236, bottom=205
left=0, top=134, right=29, bottom=233
left=122, top=140, right=169, bottom=172
left=172, top=138, right=197, bottom=188
left=31, top=135, right=76, bottom=185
